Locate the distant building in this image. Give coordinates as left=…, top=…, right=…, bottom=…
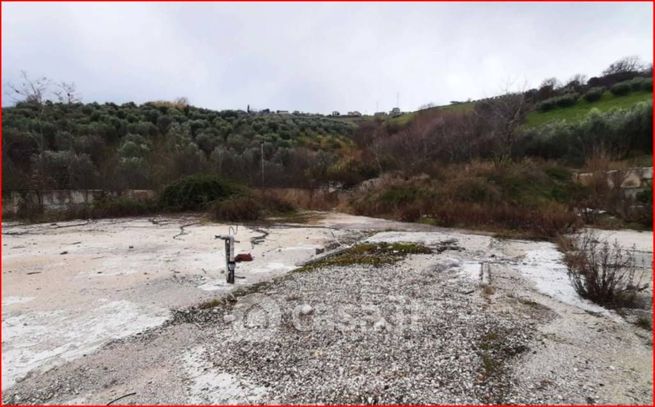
left=276, top=110, right=290, bottom=115
left=348, top=111, right=362, bottom=117
left=331, top=111, right=340, bottom=116
left=390, top=107, right=401, bottom=117
left=374, top=111, right=388, bottom=117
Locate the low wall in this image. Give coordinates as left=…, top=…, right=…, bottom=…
left=573, top=167, right=652, bottom=199
left=2, top=189, right=156, bottom=217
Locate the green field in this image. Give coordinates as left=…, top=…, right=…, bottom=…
left=524, top=90, right=652, bottom=128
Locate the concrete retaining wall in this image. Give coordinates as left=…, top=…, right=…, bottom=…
left=573, top=167, right=652, bottom=199
left=2, top=189, right=156, bottom=217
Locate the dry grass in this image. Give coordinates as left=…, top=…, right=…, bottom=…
left=350, top=160, right=581, bottom=239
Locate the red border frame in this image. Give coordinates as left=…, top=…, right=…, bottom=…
left=0, top=1, right=652, bottom=406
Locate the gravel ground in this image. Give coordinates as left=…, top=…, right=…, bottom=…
left=2, top=223, right=652, bottom=405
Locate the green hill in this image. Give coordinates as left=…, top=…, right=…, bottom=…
left=524, top=89, right=652, bottom=128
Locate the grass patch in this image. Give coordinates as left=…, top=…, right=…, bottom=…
left=524, top=90, right=652, bottom=128
left=297, top=242, right=431, bottom=272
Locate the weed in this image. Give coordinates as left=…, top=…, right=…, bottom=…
left=560, top=231, right=649, bottom=308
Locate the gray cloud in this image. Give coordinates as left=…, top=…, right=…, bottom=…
left=2, top=2, right=652, bottom=113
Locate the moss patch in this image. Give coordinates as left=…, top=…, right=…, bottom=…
left=297, top=242, right=431, bottom=272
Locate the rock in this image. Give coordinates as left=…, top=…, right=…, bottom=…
left=373, top=318, right=387, bottom=331
left=299, top=304, right=313, bottom=315
left=224, top=314, right=236, bottom=323
left=426, top=257, right=461, bottom=273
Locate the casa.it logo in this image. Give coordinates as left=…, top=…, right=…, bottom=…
left=224, top=294, right=421, bottom=340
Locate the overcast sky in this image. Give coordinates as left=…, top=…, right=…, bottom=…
left=2, top=2, right=652, bottom=113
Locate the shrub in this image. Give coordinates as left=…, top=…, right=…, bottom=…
left=254, top=191, right=295, bottom=214
left=555, top=93, right=579, bottom=108
left=536, top=98, right=557, bottom=112
left=92, top=196, right=157, bottom=218
left=159, top=174, right=238, bottom=211
left=610, top=81, right=631, bottom=96
left=209, top=191, right=295, bottom=222
left=640, top=77, right=652, bottom=91
left=210, top=195, right=262, bottom=221
left=16, top=195, right=44, bottom=221
left=535, top=93, right=579, bottom=111
left=561, top=231, right=648, bottom=308
left=583, top=87, right=605, bottom=102
left=620, top=77, right=652, bottom=92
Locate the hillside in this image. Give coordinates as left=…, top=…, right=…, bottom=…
left=2, top=102, right=356, bottom=191
left=524, top=89, right=652, bottom=128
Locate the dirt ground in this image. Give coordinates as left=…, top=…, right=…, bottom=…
left=1, top=213, right=652, bottom=404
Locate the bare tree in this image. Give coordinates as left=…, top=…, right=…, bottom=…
left=603, top=56, right=645, bottom=76
left=6, top=71, right=50, bottom=104
left=474, top=90, right=530, bottom=163
left=539, top=77, right=561, bottom=90
left=564, top=73, right=587, bottom=92
left=53, top=81, right=81, bottom=104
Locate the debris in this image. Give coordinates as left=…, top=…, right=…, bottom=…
left=60, top=251, right=68, bottom=255
left=235, top=253, right=253, bottom=262
left=26, top=272, right=41, bottom=275
left=106, top=392, right=136, bottom=405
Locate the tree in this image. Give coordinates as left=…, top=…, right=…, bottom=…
left=564, top=74, right=587, bottom=92
left=474, top=91, right=530, bottom=163
left=53, top=81, right=81, bottom=104
left=603, top=56, right=645, bottom=76
left=6, top=71, right=50, bottom=105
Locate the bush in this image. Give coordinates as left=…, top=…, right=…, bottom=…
left=536, top=93, right=579, bottom=111
left=640, top=77, right=652, bottom=91
left=254, top=191, right=295, bottom=214
left=209, top=191, right=295, bottom=222
left=621, top=77, right=652, bottom=92
left=561, top=231, right=648, bottom=308
left=159, top=174, right=238, bottom=211
left=518, top=101, right=653, bottom=165
left=536, top=98, right=557, bottom=112
left=210, top=195, right=262, bottom=221
left=349, top=162, right=580, bottom=238
left=610, top=81, right=631, bottom=96
left=555, top=93, right=579, bottom=108
left=583, top=87, right=605, bottom=102
left=92, top=196, right=157, bottom=218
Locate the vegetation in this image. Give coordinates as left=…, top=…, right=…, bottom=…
left=298, top=242, right=432, bottom=271
left=524, top=90, right=651, bottom=128
left=560, top=231, right=648, bottom=308
left=518, top=101, right=652, bottom=165
left=159, top=174, right=239, bottom=211
left=210, top=191, right=294, bottom=222
left=350, top=160, right=582, bottom=238
left=2, top=95, right=356, bottom=192
left=4, top=56, right=652, bottom=236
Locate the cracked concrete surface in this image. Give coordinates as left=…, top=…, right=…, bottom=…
left=1, top=213, right=652, bottom=404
